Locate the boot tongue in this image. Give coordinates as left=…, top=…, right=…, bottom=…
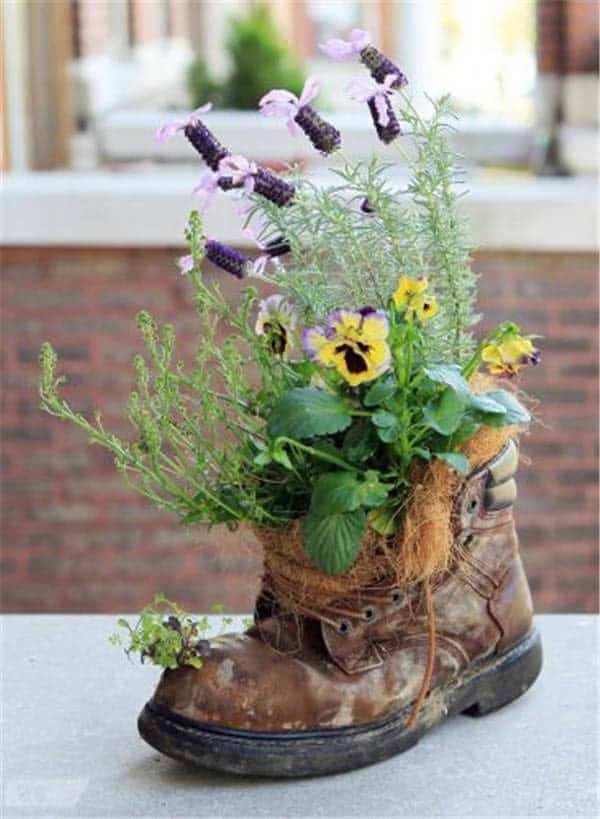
left=249, top=612, right=309, bottom=655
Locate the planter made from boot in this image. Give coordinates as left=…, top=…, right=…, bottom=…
left=138, top=440, right=542, bottom=777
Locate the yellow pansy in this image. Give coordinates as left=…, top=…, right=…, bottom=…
left=302, top=307, right=391, bottom=387
left=392, top=277, right=438, bottom=321
left=482, top=335, right=540, bottom=378
left=411, top=294, right=438, bottom=322
left=393, top=276, right=428, bottom=308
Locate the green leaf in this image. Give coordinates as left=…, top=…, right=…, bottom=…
left=424, top=364, right=471, bottom=398
left=310, top=472, right=362, bottom=515
left=267, top=388, right=352, bottom=439
left=436, top=452, right=470, bottom=475
left=310, top=470, right=391, bottom=515
left=469, top=393, right=507, bottom=415
left=368, top=503, right=399, bottom=536
left=342, top=420, right=378, bottom=463
left=484, top=390, right=531, bottom=426
left=302, top=508, right=366, bottom=575
left=371, top=410, right=397, bottom=428
left=271, top=445, right=293, bottom=470
left=423, top=387, right=467, bottom=435
left=452, top=421, right=481, bottom=445
left=377, top=424, right=400, bottom=443
left=413, top=447, right=431, bottom=460
left=364, top=376, right=398, bottom=407
left=371, top=409, right=400, bottom=443
left=360, top=471, right=392, bottom=508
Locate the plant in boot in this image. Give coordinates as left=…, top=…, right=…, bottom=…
left=39, top=30, right=543, bottom=778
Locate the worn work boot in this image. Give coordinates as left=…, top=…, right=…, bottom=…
left=138, top=440, right=542, bottom=777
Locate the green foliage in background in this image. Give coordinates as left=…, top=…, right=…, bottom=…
left=188, top=4, right=305, bottom=110
left=187, top=57, right=222, bottom=109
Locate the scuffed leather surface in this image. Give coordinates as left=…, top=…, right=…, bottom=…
left=151, top=441, right=534, bottom=732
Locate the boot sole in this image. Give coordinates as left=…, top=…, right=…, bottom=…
left=138, top=628, right=542, bottom=777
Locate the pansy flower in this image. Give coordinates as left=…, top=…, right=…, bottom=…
left=303, top=307, right=391, bottom=386
left=482, top=336, right=540, bottom=378
left=393, top=276, right=438, bottom=321
left=255, top=295, right=297, bottom=359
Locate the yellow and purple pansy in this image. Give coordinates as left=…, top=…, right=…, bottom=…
left=302, top=307, right=391, bottom=386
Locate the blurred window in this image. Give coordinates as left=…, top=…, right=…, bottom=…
left=438, top=0, right=536, bottom=123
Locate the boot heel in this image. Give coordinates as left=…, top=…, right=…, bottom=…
left=463, top=629, right=543, bottom=717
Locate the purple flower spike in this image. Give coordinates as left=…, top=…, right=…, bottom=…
left=360, top=46, right=408, bottom=89
left=347, top=75, right=401, bottom=144
left=205, top=239, right=248, bottom=279
left=259, top=77, right=340, bottom=156
left=253, top=168, right=295, bottom=207
left=185, top=120, right=229, bottom=171
left=360, top=197, right=375, bottom=214
left=218, top=155, right=258, bottom=193
left=265, top=236, right=291, bottom=257
left=367, top=97, right=401, bottom=144
left=320, top=30, right=407, bottom=90
left=156, top=103, right=212, bottom=143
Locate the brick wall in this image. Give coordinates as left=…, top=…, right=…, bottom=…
left=1, top=247, right=598, bottom=613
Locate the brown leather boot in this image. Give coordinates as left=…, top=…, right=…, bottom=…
left=138, top=440, right=542, bottom=776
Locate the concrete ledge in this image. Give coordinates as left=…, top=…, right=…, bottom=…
left=97, top=109, right=534, bottom=167
left=1, top=614, right=598, bottom=817
left=2, top=170, right=598, bottom=252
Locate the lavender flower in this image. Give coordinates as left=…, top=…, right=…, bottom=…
left=253, top=167, right=295, bottom=207
left=347, top=75, right=401, bottom=144
left=156, top=103, right=231, bottom=172
left=360, top=46, right=408, bottom=89
left=193, top=172, right=220, bottom=213
left=156, top=103, right=212, bottom=142
left=185, top=120, right=229, bottom=171
left=259, top=78, right=340, bottom=156
left=218, top=155, right=258, bottom=193
left=242, top=229, right=290, bottom=277
left=360, top=198, right=375, bottom=214
left=205, top=240, right=248, bottom=279
left=265, top=236, right=291, bottom=257
left=320, top=30, right=408, bottom=90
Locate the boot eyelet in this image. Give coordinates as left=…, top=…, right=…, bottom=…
left=363, top=607, right=375, bottom=621
left=391, top=590, right=403, bottom=606
left=337, top=619, right=352, bottom=636
left=468, top=498, right=478, bottom=512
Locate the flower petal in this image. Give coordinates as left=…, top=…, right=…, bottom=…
left=326, top=309, right=362, bottom=337
left=299, top=76, right=320, bottom=107
left=361, top=310, right=390, bottom=341
left=346, top=76, right=378, bottom=103
left=319, top=29, right=370, bottom=61
left=302, top=326, right=329, bottom=359
left=373, top=93, right=390, bottom=127
left=177, top=254, right=194, bottom=275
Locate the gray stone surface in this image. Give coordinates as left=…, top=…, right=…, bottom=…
left=1, top=614, right=598, bottom=818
